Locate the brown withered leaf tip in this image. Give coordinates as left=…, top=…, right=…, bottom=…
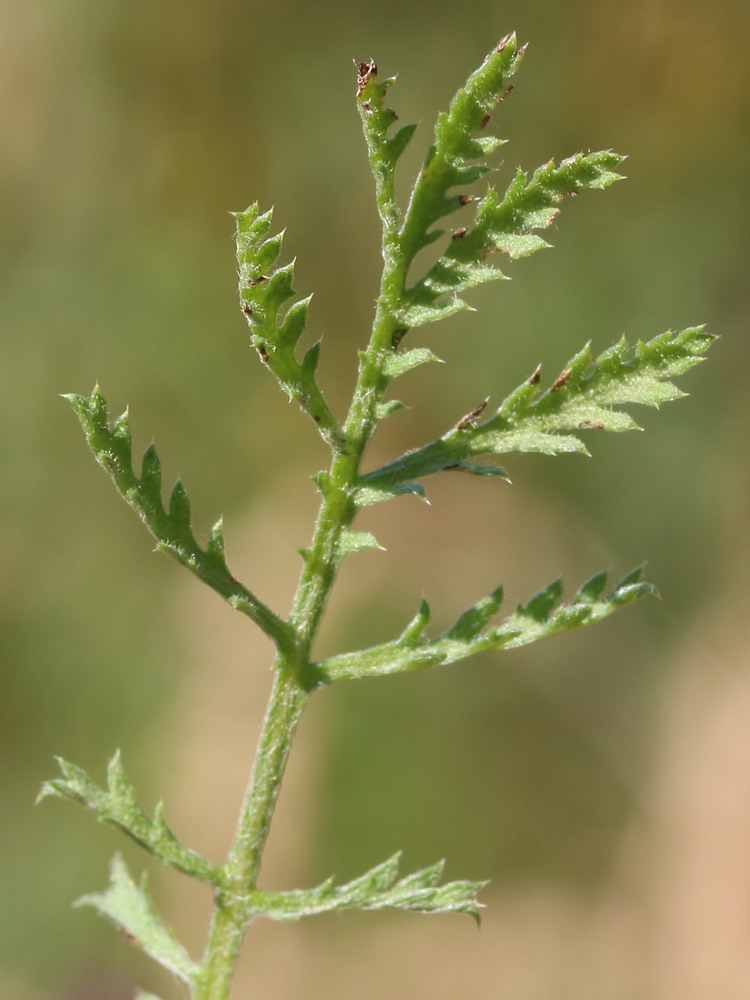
left=455, top=396, right=490, bottom=430
left=550, top=369, right=571, bottom=391
left=355, top=59, right=377, bottom=97
left=458, top=194, right=477, bottom=206
left=527, top=364, right=542, bottom=385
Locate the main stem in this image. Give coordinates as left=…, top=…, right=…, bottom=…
left=193, top=82, right=411, bottom=999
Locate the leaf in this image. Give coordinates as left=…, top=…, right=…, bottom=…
left=135, top=993, right=163, bottom=1000
left=392, top=37, right=626, bottom=333
left=336, top=530, right=385, bottom=557
left=312, top=568, right=655, bottom=682
left=76, top=855, right=199, bottom=985
left=353, top=480, right=428, bottom=507
left=65, top=387, right=293, bottom=650
left=234, top=205, right=344, bottom=450
left=256, top=853, right=485, bottom=922
left=360, top=326, right=715, bottom=490
left=38, top=752, right=222, bottom=885
left=382, top=347, right=442, bottom=379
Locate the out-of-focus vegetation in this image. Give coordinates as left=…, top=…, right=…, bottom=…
left=2, top=1, right=748, bottom=997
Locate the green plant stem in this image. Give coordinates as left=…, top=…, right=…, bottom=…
left=194, top=122, right=410, bottom=997
left=194, top=667, right=307, bottom=999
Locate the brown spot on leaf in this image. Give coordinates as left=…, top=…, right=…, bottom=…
left=480, top=113, right=492, bottom=129
left=458, top=194, right=477, bottom=206
left=527, top=364, right=542, bottom=385
left=497, top=84, right=514, bottom=103
left=550, top=369, right=571, bottom=391
left=451, top=227, right=468, bottom=240
left=256, top=343, right=270, bottom=363
left=355, top=59, right=377, bottom=97
left=455, top=397, right=490, bottom=430
left=578, top=420, right=605, bottom=430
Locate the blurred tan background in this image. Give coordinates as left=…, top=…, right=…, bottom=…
left=2, top=0, right=749, bottom=997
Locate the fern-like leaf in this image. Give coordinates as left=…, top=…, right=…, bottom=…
left=38, top=752, right=222, bottom=884
left=75, top=854, right=199, bottom=985
left=399, top=150, right=624, bottom=330
left=361, top=326, right=715, bottom=491
left=65, top=387, right=293, bottom=648
left=235, top=205, right=344, bottom=449
left=313, top=568, right=654, bottom=682
left=256, top=852, right=484, bottom=922
left=390, top=35, right=624, bottom=332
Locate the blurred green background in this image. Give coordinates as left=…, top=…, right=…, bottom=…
left=3, top=0, right=749, bottom=997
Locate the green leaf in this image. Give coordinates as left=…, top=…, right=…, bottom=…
left=38, top=752, right=222, bottom=885
left=392, top=37, right=626, bottom=333
left=135, top=993, right=163, bottom=1000
left=381, top=347, right=443, bottom=379
left=76, top=854, right=199, bottom=985
left=353, top=480, right=428, bottom=507
left=336, top=530, right=385, bottom=557
left=234, top=205, right=344, bottom=450
left=312, top=568, right=655, bottom=682
left=65, top=387, right=293, bottom=651
left=361, top=326, right=715, bottom=488
left=255, top=852, right=485, bottom=922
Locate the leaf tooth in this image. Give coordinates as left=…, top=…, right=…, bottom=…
left=615, top=565, right=644, bottom=589
left=301, top=340, right=321, bottom=379
left=264, top=260, right=296, bottom=313
left=399, top=598, right=431, bottom=645
left=386, top=121, right=418, bottom=163
left=573, top=570, right=609, bottom=604
left=521, top=578, right=563, bottom=622
left=446, top=585, right=504, bottom=640
left=280, top=294, right=312, bottom=346
left=140, top=444, right=162, bottom=497
left=168, top=479, right=191, bottom=528
left=206, top=518, right=226, bottom=561
left=395, top=859, right=445, bottom=890
left=243, top=230, right=284, bottom=276
left=106, top=750, right=139, bottom=810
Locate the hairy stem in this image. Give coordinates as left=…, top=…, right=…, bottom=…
left=194, top=668, right=307, bottom=998
left=193, top=91, right=411, bottom=997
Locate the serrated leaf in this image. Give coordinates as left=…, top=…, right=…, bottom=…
left=393, top=40, right=629, bottom=333
left=360, top=327, right=715, bottom=490
left=76, top=855, right=198, bottom=984
left=38, top=754, right=222, bottom=884
left=234, top=206, right=344, bottom=449
left=65, top=387, right=293, bottom=650
left=314, top=567, right=656, bottom=682
left=256, top=853, right=484, bottom=922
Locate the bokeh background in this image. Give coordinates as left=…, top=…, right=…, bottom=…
left=3, top=0, right=749, bottom=997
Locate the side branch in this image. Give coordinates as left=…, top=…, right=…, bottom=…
left=66, top=387, right=294, bottom=650
left=311, top=568, right=653, bottom=683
